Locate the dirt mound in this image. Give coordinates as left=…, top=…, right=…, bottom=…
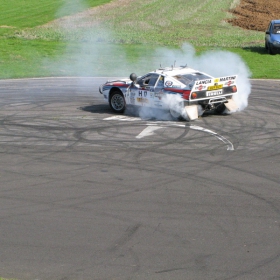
left=229, top=0, right=280, bottom=31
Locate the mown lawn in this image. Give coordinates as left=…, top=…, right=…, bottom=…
left=0, top=0, right=112, bottom=28
left=0, top=0, right=279, bottom=79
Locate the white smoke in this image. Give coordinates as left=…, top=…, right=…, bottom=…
left=138, top=93, right=184, bottom=121
left=138, top=106, right=172, bottom=121
left=137, top=43, right=251, bottom=119
left=45, top=3, right=251, bottom=117
left=43, top=0, right=122, bottom=79
left=151, top=43, right=252, bottom=111
left=190, top=46, right=252, bottom=111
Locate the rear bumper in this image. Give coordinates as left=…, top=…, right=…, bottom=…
left=184, top=95, right=233, bottom=106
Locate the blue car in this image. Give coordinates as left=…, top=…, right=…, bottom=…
left=265, top=20, right=280, bottom=55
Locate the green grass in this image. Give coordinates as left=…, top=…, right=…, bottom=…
left=0, top=0, right=112, bottom=28
left=0, top=0, right=279, bottom=79
left=18, top=0, right=263, bottom=47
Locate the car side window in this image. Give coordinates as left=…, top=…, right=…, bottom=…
left=273, top=24, right=280, bottom=34
left=268, top=23, right=272, bottom=32
left=155, top=75, right=164, bottom=88
left=138, top=74, right=159, bottom=87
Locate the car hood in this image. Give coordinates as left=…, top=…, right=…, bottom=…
left=270, top=34, right=280, bottom=42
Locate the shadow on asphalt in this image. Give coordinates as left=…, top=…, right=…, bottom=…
left=79, top=104, right=112, bottom=114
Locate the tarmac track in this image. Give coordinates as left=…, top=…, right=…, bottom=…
left=0, top=77, right=280, bottom=280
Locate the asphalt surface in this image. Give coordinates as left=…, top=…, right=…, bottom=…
left=0, top=77, right=280, bottom=280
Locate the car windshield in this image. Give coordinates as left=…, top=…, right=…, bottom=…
left=273, top=23, right=280, bottom=34
left=173, top=72, right=212, bottom=86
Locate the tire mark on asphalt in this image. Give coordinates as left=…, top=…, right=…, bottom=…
left=1, top=78, right=280, bottom=279
left=108, top=223, right=141, bottom=252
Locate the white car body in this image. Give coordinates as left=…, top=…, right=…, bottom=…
left=99, top=66, right=238, bottom=120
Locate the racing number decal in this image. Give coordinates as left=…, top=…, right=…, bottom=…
left=137, top=90, right=149, bottom=105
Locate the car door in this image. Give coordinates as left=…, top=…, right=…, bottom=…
left=265, top=22, right=272, bottom=45
left=153, top=75, right=165, bottom=108
left=134, top=73, right=160, bottom=107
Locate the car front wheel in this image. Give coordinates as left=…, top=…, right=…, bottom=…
left=268, top=43, right=275, bottom=55
left=109, top=91, right=126, bottom=113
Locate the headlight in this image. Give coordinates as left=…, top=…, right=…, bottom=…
left=273, top=40, right=280, bottom=46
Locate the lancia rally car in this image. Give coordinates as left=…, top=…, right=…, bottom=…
left=99, top=66, right=238, bottom=120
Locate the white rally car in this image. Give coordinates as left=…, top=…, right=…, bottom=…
left=99, top=66, right=238, bottom=120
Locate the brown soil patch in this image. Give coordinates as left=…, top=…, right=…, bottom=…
left=229, top=0, right=280, bottom=31
left=45, top=0, right=279, bottom=32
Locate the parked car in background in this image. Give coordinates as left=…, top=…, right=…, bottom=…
left=265, top=20, right=280, bottom=55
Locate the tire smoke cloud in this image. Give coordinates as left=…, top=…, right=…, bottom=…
left=46, top=1, right=252, bottom=117
left=151, top=43, right=252, bottom=112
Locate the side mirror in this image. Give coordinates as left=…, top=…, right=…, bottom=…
left=130, top=73, right=137, bottom=83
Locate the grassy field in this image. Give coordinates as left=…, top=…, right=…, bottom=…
left=0, top=0, right=112, bottom=29
left=0, top=0, right=279, bottom=79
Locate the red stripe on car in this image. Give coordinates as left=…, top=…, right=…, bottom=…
left=164, top=88, right=191, bottom=100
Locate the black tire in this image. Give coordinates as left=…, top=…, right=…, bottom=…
left=169, top=108, right=181, bottom=120
left=169, top=109, right=189, bottom=121
left=268, top=43, right=275, bottom=55
left=215, top=103, right=226, bottom=115
left=265, top=42, right=268, bottom=50
left=109, top=91, right=126, bottom=113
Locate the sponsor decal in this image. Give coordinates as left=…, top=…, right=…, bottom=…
left=214, top=78, right=219, bottom=83
left=206, top=90, right=223, bottom=97
left=165, top=81, right=173, bottom=87
left=195, top=85, right=206, bottom=91
left=219, top=76, right=236, bottom=82
left=226, top=80, right=233, bottom=86
left=195, top=79, right=212, bottom=85
left=130, top=97, right=135, bottom=105
left=207, top=84, right=223, bottom=91
left=137, top=98, right=149, bottom=103
left=154, top=100, right=162, bottom=107
left=150, top=92, right=154, bottom=98
left=104, top=94, right=107, bottom=99
left=155, top=91, right=164, bottom=100
left=139, top=90, right=148, bottom=97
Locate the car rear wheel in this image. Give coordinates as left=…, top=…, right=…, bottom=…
left=169, top=108, right=188, bottom=121
left=109, top=91, right=126, bottom=113
left=215, top=103, right=226, bottom=114
left=169, top=108, right=181, bottom=119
